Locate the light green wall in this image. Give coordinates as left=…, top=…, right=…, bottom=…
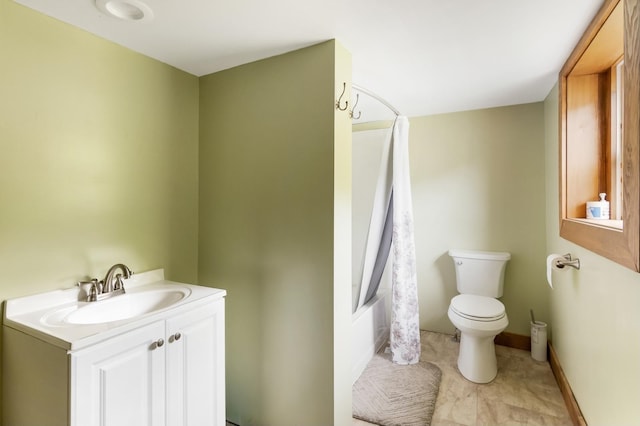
left=409, top=104, right=548, bottom=335
left=0, top=1, right=199, bottom=421
left=198, top=41, right=352, bottom=426
left=544, top=84, right=640, bottom=424
left=332, top=42, right=353, bottom=426
left=0, top=0, right=199, bottom=293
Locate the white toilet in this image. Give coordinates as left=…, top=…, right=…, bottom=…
left=447, top=249, right=510, bottom=383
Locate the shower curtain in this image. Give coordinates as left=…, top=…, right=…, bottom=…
left=355, top=116, right=420, bottom=364
left=389, top=116, right=420, bottom=364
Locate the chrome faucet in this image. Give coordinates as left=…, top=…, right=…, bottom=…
left=103, top=263, right=133, bottom=293
left=83, top=263, right=133, bottom=302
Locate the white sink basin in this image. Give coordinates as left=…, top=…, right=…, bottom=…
left=67, top=289, right=189, bottom=324
left=41, top=286, right=191, bottom=326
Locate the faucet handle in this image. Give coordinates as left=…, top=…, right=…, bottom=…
left=87, top=282, right=98, bottom=302
left=113, top=274, right=126, bottom=292
left=77, top=278, right=99, bottom=301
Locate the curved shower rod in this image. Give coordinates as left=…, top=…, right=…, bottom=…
left=352, top=84, right=401, bottom=117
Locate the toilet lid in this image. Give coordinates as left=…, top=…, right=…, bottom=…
left=450, top=294, right=506, bottom=321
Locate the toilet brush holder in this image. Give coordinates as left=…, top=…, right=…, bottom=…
left=530, top=321, right=548, bottom=362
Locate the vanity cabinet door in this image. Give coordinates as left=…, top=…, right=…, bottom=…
left=70, top=321, right=166, bottom=426
left=166, top=298, right=225, bottom=426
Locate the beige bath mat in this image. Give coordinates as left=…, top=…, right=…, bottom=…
left=352, top=351, right=441, bottom=426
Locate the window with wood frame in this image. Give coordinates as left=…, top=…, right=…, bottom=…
left=564, top=0, right=623, bottom=226
left=559, top=0, right=640, bottom=272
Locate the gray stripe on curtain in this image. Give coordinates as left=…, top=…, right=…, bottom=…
left=363, top=192, right=393, bottom=305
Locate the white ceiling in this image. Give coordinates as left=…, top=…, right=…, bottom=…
left=14, top=0, right=604, bottom=121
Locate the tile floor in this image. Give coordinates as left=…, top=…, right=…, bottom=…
left=353, top=330, right=572, bottom=426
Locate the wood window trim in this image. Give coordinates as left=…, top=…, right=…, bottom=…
left=559, top=0, right=640, bottom=272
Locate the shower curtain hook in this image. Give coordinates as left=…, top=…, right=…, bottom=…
left=336, top=82, right=348, bottom=111
left=350, top=93, right=362, bottom=119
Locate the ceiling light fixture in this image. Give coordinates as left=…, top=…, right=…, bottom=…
left=95, top=0, right=154, bottom=22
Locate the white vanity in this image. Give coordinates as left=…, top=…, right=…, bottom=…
left=2, top=269, right=226, bottom=426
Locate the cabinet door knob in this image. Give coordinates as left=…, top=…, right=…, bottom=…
left=174, top=332, right=181, bottom=341
left=156, top=338, right=165, bottom=348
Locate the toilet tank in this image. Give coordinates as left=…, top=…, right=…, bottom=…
left=448, top=249, right=511, bottom=297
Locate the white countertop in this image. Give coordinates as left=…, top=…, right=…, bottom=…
left=3, top=269, right=226, bottom=351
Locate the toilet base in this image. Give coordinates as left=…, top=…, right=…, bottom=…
left=457, top=333, right=498, bottom=383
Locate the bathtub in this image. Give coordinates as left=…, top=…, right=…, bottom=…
left=351, top=290, right=390, bottom=384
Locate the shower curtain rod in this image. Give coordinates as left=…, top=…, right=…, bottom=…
left=352, top=84, right=401, bottom=117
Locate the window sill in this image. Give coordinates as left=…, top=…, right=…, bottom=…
left=567, top=218, right=623, bottom=230
left=560, top=218, right=637, bottom=270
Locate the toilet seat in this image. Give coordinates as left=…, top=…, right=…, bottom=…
left=450, top=294, right=505, bottom=322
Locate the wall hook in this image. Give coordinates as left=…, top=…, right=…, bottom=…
left=335, top=82, right=348, bottom=111
left=349, top=93, right=362, bottom=119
